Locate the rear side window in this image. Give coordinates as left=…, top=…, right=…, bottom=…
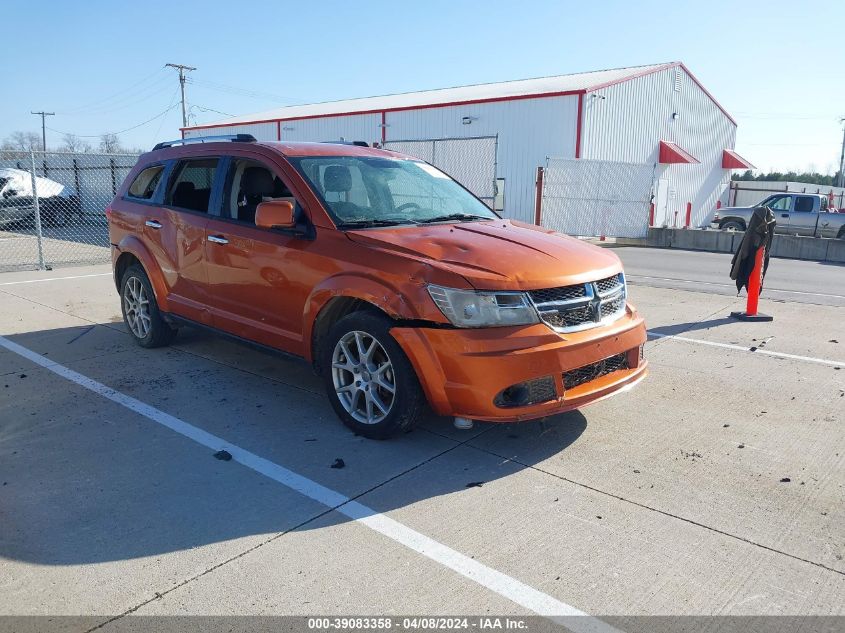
left=794, top=196, right=814, bottom=212
left=127, top=165, right=164, bottom=200
left=166, top=158, right=219, bottom=213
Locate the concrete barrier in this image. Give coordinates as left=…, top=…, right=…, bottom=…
left=612, top=228, right=845, bottom=263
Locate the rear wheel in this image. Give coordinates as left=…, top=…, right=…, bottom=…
left=720, top=219, right=745, bottom=231
left=321, top=311, right=425, bottom=439
left=120, top=265, right=176, bottom=348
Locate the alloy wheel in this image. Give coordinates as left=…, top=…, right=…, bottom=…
left=123, top=276, right=151, bottom=339
left=331, top=330, right=396, bottom=424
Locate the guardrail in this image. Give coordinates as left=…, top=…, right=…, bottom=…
left=613, top=228, right=845, bottom=263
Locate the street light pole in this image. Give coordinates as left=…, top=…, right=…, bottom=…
left=30, top=111, right=55, bottom=152
left=165, top=63, right=196, bottom=128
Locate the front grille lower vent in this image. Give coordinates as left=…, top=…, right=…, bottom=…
left=528, top=273, right=627, bottom=333
left=563, top=353, right=628, bottom=390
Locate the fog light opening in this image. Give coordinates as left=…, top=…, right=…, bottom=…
left=494, top=376, right=557, bottom=408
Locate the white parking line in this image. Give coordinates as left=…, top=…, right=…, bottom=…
left=0, top=272, right=111, bottom=286
left=628, top=274, right=845, bottom=300
left=647, top=332, right=844, bottom=368
left=0, top=334, right=618, bottom=633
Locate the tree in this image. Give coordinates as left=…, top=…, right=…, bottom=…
left=99, top=133, right=122, bottom=153
left=731, top=170, right=838, bottom=186
left=60, top=133, right=92, bottom=153
left=2, top=131, right=41, bottom=152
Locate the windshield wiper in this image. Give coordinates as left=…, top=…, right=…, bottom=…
left=417, top=213, right=491, bottom=224
left=336, top=218, right=414, bottom=229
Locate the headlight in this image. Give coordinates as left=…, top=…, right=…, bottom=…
left=427, top=285, right=540, bottom=328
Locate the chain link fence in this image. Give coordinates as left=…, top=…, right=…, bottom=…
left=383, top=136, right=498, bottom=207
left=0, top=150, right=140, bottom=272
left=540, top=158, right=654, bottom=238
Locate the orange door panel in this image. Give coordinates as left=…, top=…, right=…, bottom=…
left=142, top=207, right=210, bottom=324
left=203, top=217, right=318, bottom=355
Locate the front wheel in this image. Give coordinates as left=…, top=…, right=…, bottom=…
left=321, top=311, right=425, bottom=439
left=720, top=220, right=745, bottom=231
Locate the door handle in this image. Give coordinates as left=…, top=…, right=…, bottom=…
left=145, top=219, right=162, bottom=229
left=208, top=235, right=229, bottom=245
left=781, top=214, right=789, bottom=218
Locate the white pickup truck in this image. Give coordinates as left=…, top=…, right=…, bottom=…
left=711, top=193, right=845, bottom=238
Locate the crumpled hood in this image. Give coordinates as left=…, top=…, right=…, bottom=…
left=345, top=219, right=623, bottom=290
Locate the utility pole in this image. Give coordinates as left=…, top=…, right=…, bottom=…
left=30, top=111, right=55, bottom=151
left=165, top=63, right=196, bottom=128
left=838, top=117, right=845, bottom=189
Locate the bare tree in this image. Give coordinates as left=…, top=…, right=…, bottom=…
left=99, top=133, right=122, bottom=153
left=2, top=131, right=41, bottom=152
left=60, top=133, right=92, bottom=153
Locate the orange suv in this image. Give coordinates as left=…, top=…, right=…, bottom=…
left=107, top=135, right=647, bottom=438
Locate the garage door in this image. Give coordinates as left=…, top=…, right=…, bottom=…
left=540, top=158, right=654, bottom=238
left=383, top=136, right=498, bottom=208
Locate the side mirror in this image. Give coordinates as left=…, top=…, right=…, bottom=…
left=255, top=199, right=296, bottom=230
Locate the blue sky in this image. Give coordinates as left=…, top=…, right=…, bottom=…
left=2, top=0, right=843, bottom=173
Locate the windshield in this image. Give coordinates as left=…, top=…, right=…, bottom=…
left=289, top=156, right=498, bottom=228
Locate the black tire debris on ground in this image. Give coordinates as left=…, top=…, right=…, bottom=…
left=213, top=449, right=233, bottom=461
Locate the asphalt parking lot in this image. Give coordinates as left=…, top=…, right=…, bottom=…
left=1, top=247, right=843, bottom=631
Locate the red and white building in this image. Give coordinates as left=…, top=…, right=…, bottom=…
left=182, top=61, right=753, bottom=231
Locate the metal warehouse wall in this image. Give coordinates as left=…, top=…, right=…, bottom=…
left=385, top=96, right=579, bottom=223
left=184, top=96, right=579, bottom=223
left=280, top=113, right=383, bottom=145
left=581, top=67, right=736, bottom=228
left=183, top=121, right=277, bottom=140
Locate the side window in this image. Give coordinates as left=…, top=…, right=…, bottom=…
left=166, top=158, right=219, bottom=213
left=127, top=165, right=164, bottom=200
left=794, top=196, right=814, bottom=213
left=766, top=195, right=791, bottom=212
left=224, top=158, right=299, bottom=224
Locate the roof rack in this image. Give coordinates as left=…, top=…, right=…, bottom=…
left=320, top=140, right=370, bottom=147
left=152, top=134, right=257, bottom=151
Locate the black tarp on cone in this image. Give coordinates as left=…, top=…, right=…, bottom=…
left=729, top=207, right=776, bottom=294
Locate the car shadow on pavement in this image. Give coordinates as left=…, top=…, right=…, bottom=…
left=648, top=316, right=737, bottom=337
left=0, top=323, right=588, bottom=567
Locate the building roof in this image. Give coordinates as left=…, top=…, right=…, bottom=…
left=185, top=62, right=689, bottom=130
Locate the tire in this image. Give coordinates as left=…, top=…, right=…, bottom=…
left=119, top=264, right=176, bottom=348
left=720, top=220, right=745, bottom=231
left=321, top=311, right=425, bottom=439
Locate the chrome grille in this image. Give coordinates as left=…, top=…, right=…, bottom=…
left=600, top=295, right=626, bottom=320
left=528, top=273, right=627, bottom=333
left=528, top=285, right=587, bottom=304
left=595, top=274, right=624, bottom=296
left=563, top=353, right=628, bottom=390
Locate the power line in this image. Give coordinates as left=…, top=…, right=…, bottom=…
left=153, top=88, right=181, bottom=140
left=46, top=102, right=181, bottom=138
left=190, top=104, right=236, bottom=118
left=166, top=63, right=196, bottom=128
left=186, top=78, right=304, bottom=104
left=56, top=82, right=175, bottom=117
left=56, top=67, right=171, bottom=114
